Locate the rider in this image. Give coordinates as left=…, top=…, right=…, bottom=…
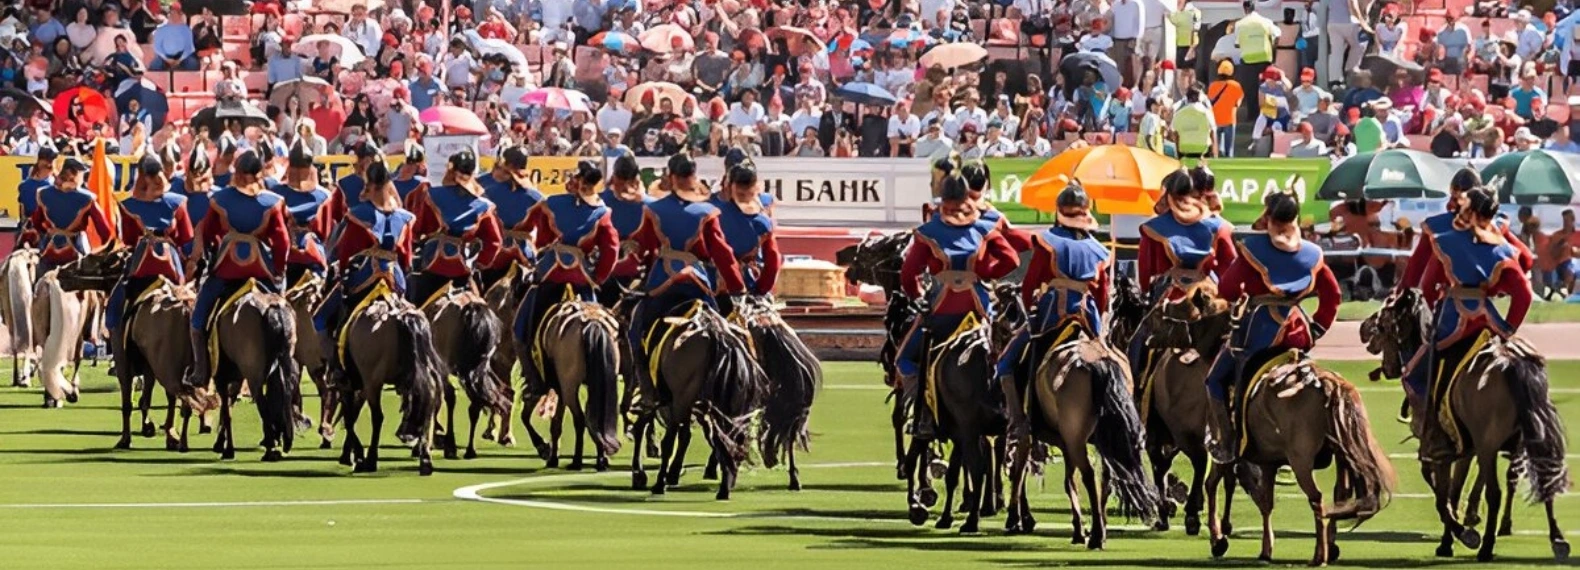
left=1403, top=186, right=1533, bottom=408
left=332, top=141, right=380, bottom=217
left=1396, top=168, right=1532, bottom=299
left=406, top=150, right=504, bottom=308
left=710, top=158, right=782, bottom=315
left=895, top=173, right=1020, bottom=439
left=271, top=141, right=335, bottom=287
left=598, top=154, right=654, bottom=307
left=17, top=147, right=56, bottom=235
left=513, top=161, right=618, bottom=355
left=172, top=143, right=216, bottom=233
left=1129, top=169, right=1237, bottom=380
left=478, top=144, right=544, bottom=292
left=625, top=152, right=747, bottom=395
left=26, top=155, right=114, bottom=276
left=313, top=154, right=415, bottom=368
left=1204, top=191, right=1341, bottom=463
left=958, top=161, right=1034, bottom=252
left=995, top=181, right=1109, bottom=438
left=391, top=143, right=429, bottom=202
left=187, top=148, right=292, bottom=386
left=107, top=153, right=194, bottom=334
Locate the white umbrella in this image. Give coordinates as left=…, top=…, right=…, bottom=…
left=294, top=34, right=367, bottom=67
left=269, top=76, right=334, bottom=109
left=317, top=0, right=385, bottom=12
left=463, top=30, right=529, bottom=69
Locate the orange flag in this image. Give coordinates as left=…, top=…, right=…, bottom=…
left=87, top=137, right=118, bottom=250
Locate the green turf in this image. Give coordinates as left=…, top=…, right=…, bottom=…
left=2, top=359, right=1578, bottom=569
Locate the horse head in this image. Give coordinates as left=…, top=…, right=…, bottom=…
left=1361, top=288, right=1430, bottom=379
left=837, top=232, right=910, bottom=296
left=1148, top=282, right=1231, bottom=354
left=990, top=281, right=1025, bottom=347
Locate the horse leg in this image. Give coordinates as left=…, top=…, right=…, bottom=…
left=440, top=383, right=459, bottom=460
left=936, top=445, right=960, bottom=530
left=162, top=391, right=178, bottom=450
left=355, top=395, right=383, bottom=473
left=650, top=419, right=679, bottom=495
left=1184, top=451, right=1208, bottom=536
left=1475, top=451, right=1502, bottom=562
left=464, top=401, right=483, bottom=460
left=904, top=437, right=930, bottom=525
left=219, top=391, right=236, bottom=461
left=1064, top=445, right=1087, bottom=545
left=630, top=413, right=651, bottom=490
left=1289, top=458, right=1329, bottom=567
left=892, top=392, right=908, bottom=480
left=520, top=392, right=553, bottom=461
left=786, top=446, right=801, bottom=491
left=567, top=391, right=588, bottom=471
left=1221, top=464, right=1239, bottom=536
left=318, top=370, right=338, bottom=449
left=959, top=437, right=986, bottom=534
left=339, top=391, right=363, bottom=467
left=1459, top=458, right=1482, bottom=528
left=177, top=396, right=192, bottom=453
left=250, top=378, right=283, bottom=460
left=712, top=431, right=737, bottom=501
left=1256, top=465, right=1278, bottom=563
left=1076, top=445, right=1105, bottom=549
left=982, top=436, right=1005, bottom=518
left=545, top=398, right=565, bottom=468
left=137, top=374, right=157, bottom=438
left=1499, top=462, right=1518, bottom=537
left=114, top=365, right=134, bottom=450
left=666, top=422, right=693, bottom=487
left=703, top=448, right=720, bottom=481
left=1004, top=436, right=1035, bottom=534
left=1434, top=459, right=1480, bottom=556
left=1546, top=499, right=1570, bottom=560
left=1148, top=444, right=1176, bottom=531
left=1206, top=464, right=1230, bottom=558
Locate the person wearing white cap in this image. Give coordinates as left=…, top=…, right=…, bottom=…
left=1513, top=126, right=1542, bottom=151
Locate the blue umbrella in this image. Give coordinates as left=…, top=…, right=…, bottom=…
left=833, top=82, right=898, bottom=106
left=113, top=77, right=169, bottom=131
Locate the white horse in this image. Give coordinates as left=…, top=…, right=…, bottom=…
left=31, top=269, right=99, bottom=407
left=0, top=247, right=38, bottom=387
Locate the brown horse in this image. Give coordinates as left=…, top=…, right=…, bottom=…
left=1155, top=292, right=1398, bottom=566
left=515, top=296, right=623, bottom=471
left=205, top=280, right=301, bottom=461
left=900, top=317, right=1004, bottom=533
left=1005, top=325, right=1159, bottom=546
left=285, top=273, right=338, bottom=448
left=1363, top=291, right=1570, bottom=562
left=336, top=286, right=445, bottom=475
left=481, top=273, right=524, bottom=448
left=733, top=295, right=821, bottom=490
left=628, top=301, right=768, bottom=500
left=421, top=285, right=512, bottom=460
left=0, top=247, right=38, bottom=387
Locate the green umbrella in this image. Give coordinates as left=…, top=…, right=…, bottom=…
left=1316, top=150, right=1457, bottom=201
left=1480, top=150, right=1580, bottom=205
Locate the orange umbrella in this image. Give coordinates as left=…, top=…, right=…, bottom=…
left=1020, top=145, right=1178, bottom=215
left=87, top=138, right=118, bottom=249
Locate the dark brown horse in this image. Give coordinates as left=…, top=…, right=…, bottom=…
left=421, top=285, right=512, bottom=460
left=285, top=273, right=339, bottom=448
left=516, top=297, right=623, bottom=471
left=732, top=295, right=821, bottom=490
left=902, top=317, right=1004, bottom=533
left=481, top=271, right=525, bottom=448
left=336, top=285, right=445, bottom=475
left=204, top=279, right=301, bottom=461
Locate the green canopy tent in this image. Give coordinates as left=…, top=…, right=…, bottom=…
left=1316, top=150, right=1457, bottom=201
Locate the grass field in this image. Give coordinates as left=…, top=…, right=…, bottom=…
left=2, top=359, right=1579, bottom=569
left=1325, top=300, right=1580, bottom=323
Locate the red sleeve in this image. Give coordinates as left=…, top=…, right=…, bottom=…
left=1137, top=235, right=1159, bottom=293
left=408, top=193, right=437, bottom=239
left=170, top=205, right=195, bottom=250
left=1503, top=223, right=1534, bottom=272
left=1217, top=258, right=1249, bottom=302
left=998, top=219, right=1034, bottom=252
left=525, top=203, right=554, bottom=249
left=397, top=220, right=414, bottom=270
left=1209, top=226, right=1237, bottom=279
left=978, top=232, right=1019, bottom=280
left=311, top=200, right=334, bottom=240
left=699, top=216, right=745, bottom=294
left=330, top=221, right=358, bottom=267
left=632, top=209, right=660, bottom=265
left=1092, top=260, right=1111, bottom=317
left=1420, top=255, right=1446, bottom=307
left=1396, top=234, right=1434, bottom=293
left=1020, top=243, right=1052, bottom=309
left=85, top=203, right=113, bottom=249
left=471, top=209, right=504, bottom=270
left=589, top=214, right=619, bottom=284
left=1493, top=265, right=1532, bottom=330
left=264, top=203, right=291, bottom=276
left=402, top=183, right=428, bottom=214
left=21, top=205, right=43, bottom=247
left=754, top=230, right=782, bottom=295
left=1312, top=263, right=1341, bottom=333
left=900, top=237, right=931, bottom=299
left=117, top=204, right=139, bottom=246
left=328, top=190, right=347, bottom=225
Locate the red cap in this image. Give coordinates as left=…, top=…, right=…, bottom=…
left=1428, top=68, right=1443, bottom=82
left=1300, top=67, right=1315, bottom=81
left=1297, top=121, right=1313, bottom=135
left=1115, top=87, right=1131, bottom=99
left=1346, top=107, right=1361, bottom=121
left=393, top=85, right=410, bottom=100
left=1335, top=123, right=1351, bottom=136
left=1262, top=67, right=1281, bottom=81
left=666, top=119, right=687, bottom=132
left=1159, top=59, right=1176, bottom=71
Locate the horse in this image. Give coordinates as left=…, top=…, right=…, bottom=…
left=31, top=267, right=102, bottom=407
left=336, top=284, right=446, bottom=475
left=481, top=271, right=525, bottom=448
left=284, top=272, right=338, bottom=448
left=1106, top=272, right=1147, bottom=354
left=1154, top=291, right=1398, bottom=566
left=628, top=301, right=769, bottom=501
left=205, top=279, right=302, bottom=461
left=1004, top=324, right=1159, bottom=546
left=420, top=284, right=512, bottom=460
left=515, top=294, right=623, bottom=471
left=731, top=295, right=821, bottom=490
left=0, top=247, right=39, bottom=387
left=1362, top=290, right=1570, bottom=562
left=902, top=315, right=1004, bottom=533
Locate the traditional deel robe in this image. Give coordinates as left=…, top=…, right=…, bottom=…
left=406, top=183, right=503, bottom=307
left=929, top=199, right=1035, bottom=252
left=600, top=188, right=655, bottom=292
left=27, top=185, right=114, bottom=274
left=893, top=216, right=1018, bottom=379
left=478, top=173, right=545, bottom=284
left=106, top=193, right=193, bottom=331
left=17, top=174, right=51, bottom=227
left=312, top=202, right=415, bottom=334
left=626, top=192, right=746, bottom=358
left=1397, top=210, right=1532, bottom=303
left=513, top=193, right=618, bottom=345
left=392, top=174, right=428, bottom=203
left=1205, top=233, right=1341, bottom=402
left=190, top=186, right=291, bottom=329
left=1129, top=211, right=1237, bottom=377
left=710, top=193, right=783, bottom=297
left=1402, top=227, right=1533, bottom=397
left=271, top=181, right=334, bottom=282
left=995, top=226, right=1111, bottom=382
left=170, top=175, right=216, bottom=240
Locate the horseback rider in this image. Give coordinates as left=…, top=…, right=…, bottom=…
left=959, top=161, right=1033, bottom=253
left=995, top=181, right=1109, bottom=439
left=513, top=161, right=619, bottom=361
left=391, top=143, right=429, bottom=202
left=895, top=173, right=1020, bottom=439
left=17, top=147, right=56, bottom=237
left=271, top=141, right=335, bottom=288
left=598, top=154, right=653, bottom=307
left=478, top=144, right=545, bottom=292
left=212, top=133, right=239, bottom=189
left=710, top=158, right=782, bottom=316
left=187, top=148, right=292, bottom=386
left=405, top=150, right=504, bottom=308
left=332, top=142, right=380, bottom=216
left=313, top=153, right=415, bottom=369
left=1402, top=186, right=1533, bottom=410
left=625, top=152, right=747, bottom=399
left=26, top=155, right=114, bottom=276
left=1396, top=168, right=1532, bottom=298
left=1128, top=169, right=1237, bottom=379
left=1204, top=191, right=1341, bottom=463
left=172, top=143, right=217, bottom=234
left=105, top=153, right=194, bottom=333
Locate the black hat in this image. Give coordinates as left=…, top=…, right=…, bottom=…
left=138, top=153, right=164, bottom=177
left=403, top=142, right=425, bottom=165
left=573, top=160, right=603, bottom=186
left=188, top=143, right=211, bottom=174
left=938, top=174, right=969, bottom=202
left=288, top=139, right=314, bottom=168
left=36, top=146, right=57, bottom=162
left=612, top=154, right=640, bottom=180
left=666, top=152, right=696, bottom=178
left=234, top=149, right=265, bottom=176
left=449, top=149, right=478, bottom=176
left=723, top=146, right=750, bottom=172
left=728, top=158, right=757, bottom=187
left=1056, top=180, right=1090, bottom=210
left=353, top=140, right=379, bottom=159
left=366, top=153, right=392, bottom=187
left=60, top=156, right=88, bottom=173
left=500, top=145, right=529, bottom=170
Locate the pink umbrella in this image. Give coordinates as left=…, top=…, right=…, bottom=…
left=419, top=105, right=487, bottom=135
left=640, top=24, right=694, bottom=53
left=520, top=88, right=592, bottom=112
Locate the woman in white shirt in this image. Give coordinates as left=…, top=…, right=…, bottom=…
left=888, top=103, right=921, bottom=157
left=1375, top=12, right=1406, bottom=58
left=66, top=7, right=97, bottom=51
left=1016, top=123, right=1053, bottom=157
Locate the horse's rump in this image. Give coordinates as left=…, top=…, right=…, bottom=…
left=1463, top=334, right=1570, bottom=504
left=736, top=300, right=822, bottom=469
left=921, top=314, right=1002, bottom=436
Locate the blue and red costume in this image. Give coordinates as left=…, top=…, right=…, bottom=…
left=1401, top=229, right=1532, bottom=398
left=393, top=173, right=428, bottom=203
left=190, top=187, right=292, bottom=330
left=26, top=186, right=114, bottom=275
left=106, top=193, right=193, bottom=331
left=478, top=173, right=545, bottom=289
left=332, top=171, right=366, bottom=219
left=599, top=187, right=655, bottom=305
left=1397, top=209, right=1532, bottom=301
left=312, top=202, right=416, bottom=334
left=710, top=193, right=783, bottom=297
left=512, top=193, right=619, bottom=343
left=893, top=217, right=1019, bottom=379
left=995, top=226, right=1111, bottom=382
left=1128, top=213, right=1237, bottom=377
left=626, top=192, right=746, bottom=359
left=405, top=183, right=504, bottom=307
left=929, top=200, right=1035, bottom=253
left=17, top=172, right=52, bottom=233
left=271, top=181, right=335, bottom=285
left=1205, top=234, right=1341, bottom=402
left=170, top=174, right=215, bottom=232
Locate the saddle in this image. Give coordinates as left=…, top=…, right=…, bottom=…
left=642, top=299, right=706, bottom=388
left=119, top=276, right=189, bottom=348
left=204, top=278, right=264, bottom=382
left=921, top=312, right=990, bottom=419
left=337, top=280, right=402, bottom=364
left=1233, top=349, right=1321, bottom=454
left=1020, top=321, right=1106, bottom=416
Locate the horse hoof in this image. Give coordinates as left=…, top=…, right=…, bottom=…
left=1023, top=517, right=1037, bottom=533
left=1476, top=550, right=1494, bottom=563
left=1211, top=537, right=1230, bottom=559
left=703, top=468, right=719, bottom=481
left=65, top=391, right=78, bottom=404
left=165, top=438, right=179, bottom=451
left=114, top=437, right=131, bottom=450
left=443, top=450, right=459, bottom=460
left=1185, top=514, right=1202, bottom=536
left=261, top=449, right=284, bottom=462
left=339, top=454, right=355, bottom=467
left=918, top=488, right=939, bottom=508
left=534, top=443, right=553, bottom=462
left=650, top=484, right=666, bottom=496
left=464, top=449, right=478, bottom=460
left=419, top=460, right=434, bottom=477
left=908, top=505, right=929, bottom=526
left=354, top=460, right=378, bottom=473
left=979, top=505, right=998, bottom=518
left=199, top=424, right=213, bottom=435
left=1328, top=543, right=1341, bottom=563
left=1436, top=543, right=1454, bottom=558
left=1459, top=528, right=1482, bottom=550
left=935, top=516, right=953, bottom=530
left=481, top=428, right=496, bottom=442
left=1222, top=520, right=1235, bottom=536
left=140, top=423, right=157, bottom=438
left=1498, top=524, right=1513, bottom=538
left=595, top=458, right=610, bottom=472
left=959, top=520, right=979, bottom=534
left=1070, top=533, right=1085, bottom=545
left=178, top=442, right=189, bottom=453
left=546, top=458, right=559, bottom=469
left=928, top=459, right=948, bottom=480
left=499, top=435, right=516, bottom=447
left=1464, top=514, right=1482, bottom=528
left=715, top=490, right=731, bottom=501
left=1258, top=553, right=1274, bottom=564
left=632, top=472, right=648, bottom=490
left=221, top=450, right=236, bottom=461
left=788, top=479, right=802, bottom=492
left=1160, top=500, right=1178, bottom=521
left=320, top=439, right=332, bottom=450
left=896, top=466, right=908, bottom=481
left=567, top=461, right=585, bottom=471
left=1087, top=536, right=1105, bottom=550
left=1554, top=539, right=1571, bottom=561
left=665, top=474, right=682, bottom=488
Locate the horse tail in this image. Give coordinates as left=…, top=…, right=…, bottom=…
left=1082, top=343, right=1160, bottom=522
left=394, top=307, right=444, bottom=449
left=580, top=314, right=623, bottom=457
left=1497, top=346, right=1571, bottom=504
left=701, top=310, right=771, bottom=464
left=36, top=274, right=74, bottom=399
left=7, top=259, right=33, bottom=351
left=261, top=299, right=300, bottom=452
left=1324, top=377, right=1397, bottom=523
left=457, top=302, right=511, bottom=413
left=756, top=323, right=821, bottom=469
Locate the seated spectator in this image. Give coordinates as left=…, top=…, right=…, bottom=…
left=957, top=123, right=984, bottom=159
left=1430, top=100, right=1469, bottom=157
left=1509, top=70, right=1547, bottom=121
left=726, top=88, right=766, bottom=129
left=1340, top=70, right=1382, bottom=118
left=1251, top=68, right=1291, bottom=147
left=1352, top=101, right=1387, bottom=153
left=793, top=126, right=826, bottom=157
left=1528, top=99, right=1560, bottom=139
left=214, top=62, right=246, bottom=102
left=65, top=6, right=95, bottom=51
left=1385, top=70, right=1425, bottom=133
left=915, top=118, right=953, bottom=160
left=148, top=8, right=199, bottom=71
left=1287, top=122, right=1329, bottom=157
left=1078, top=18, right=1113, bottom=53
left=1018, top=122, right=1054, bottom=157
left=1291, top=68, right=1326, bottom=122
left=104, top=34, right=142, bottom=85
left=981, top=121, right=1016, bottom=157
left=888, top=103, right=920, bottom=157
left=1512, top=126, right=1542, bottom=151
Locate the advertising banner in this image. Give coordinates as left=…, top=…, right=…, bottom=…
left=624, top=157, right=932, bottom=225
